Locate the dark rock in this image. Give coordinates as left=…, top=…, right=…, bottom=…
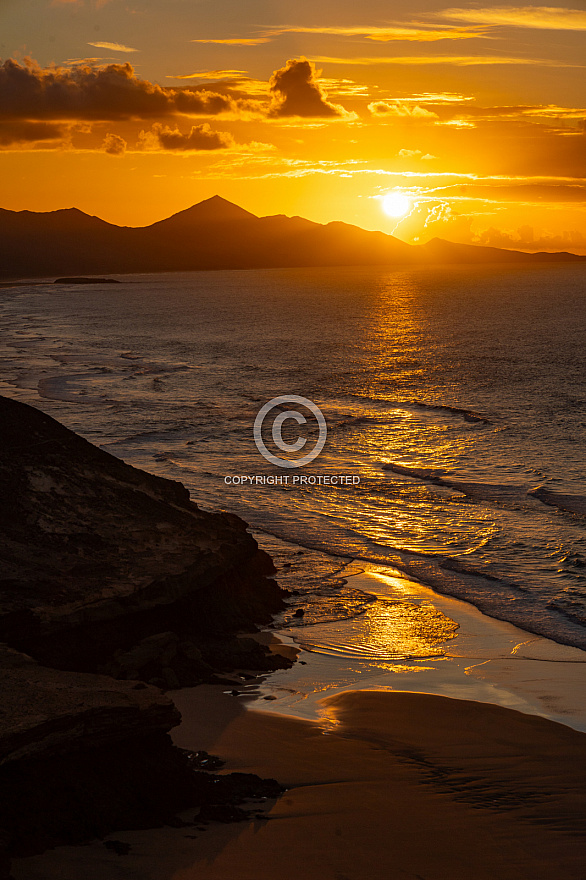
left=164, top=817, right=192, bottom=829
left=198, top=805, right=248, bottom=823
left=293, top=608, right=305, bottom=617
left=0, top=395, right=289, bottom=681
left=206, top=675, right=242, bottom=686
left=148, top=677, right=167, bottom=689
left=0, top=645, right=179, bottom=767
left=208, top=772, right=283, bottom=802
left=103, top=840, right=131, bottom=856
left=162, top=666, right=181, bottom=690
left=185, top=750, right=225, bottom=771
left=0, top=646, right=285, bottom=863
left=0, top=831, right=12, bottom=880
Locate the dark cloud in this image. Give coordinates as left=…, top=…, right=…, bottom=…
left=0, top=58, right=238, bottom=122
left=142, top=122, right=234, bottom=151
left=268, top=58, right=347, bottom=118
left=0, top=120, right=65, bottom=145
left=102, top=132, right=126, bottom=155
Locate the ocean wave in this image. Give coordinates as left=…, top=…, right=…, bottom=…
left=383, top=463, right=444, bottom=483
left=529, top=487, right=586, bottom=517
left=37, top=375, right=119, bottom=405
left=411, top=401, right=491, bottom=424
left=251, top=525, right=586, bottom=651
left=349, top=393, right=491, bottom=424
left=383, top=462, right=527, bottom=504
left=547, top=596, right=586, bottom=628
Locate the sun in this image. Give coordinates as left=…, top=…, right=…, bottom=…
left=382, top=192, right=411, bottom=218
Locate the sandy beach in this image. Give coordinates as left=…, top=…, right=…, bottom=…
left=13, top=684, right=586, bottom=880
left=11, top=564, right=586, bottom=880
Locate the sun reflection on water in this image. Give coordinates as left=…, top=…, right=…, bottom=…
left=296, top=593, right=458, bottom=671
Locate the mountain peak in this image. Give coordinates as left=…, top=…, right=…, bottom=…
left=157, top=196, right=258, bottom=227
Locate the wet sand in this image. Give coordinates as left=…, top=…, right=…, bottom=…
left=14, top=686, right=586, bottom=880
left=256, top=568, right=586, bottom=731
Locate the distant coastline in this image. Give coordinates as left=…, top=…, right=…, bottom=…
left=1, top=196, right=584, bottom=281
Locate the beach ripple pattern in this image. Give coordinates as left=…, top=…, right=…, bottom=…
left=254, top=395, right=327, bottom=468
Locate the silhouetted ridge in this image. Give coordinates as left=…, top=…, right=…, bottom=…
left=421, top=237, right=582, bottom=264
left=150, top=195, right=258, bottom=229
left=0, top=198, right=584, bottom=279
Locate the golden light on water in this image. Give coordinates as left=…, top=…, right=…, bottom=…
left=298, top=595, right=458, bottom=671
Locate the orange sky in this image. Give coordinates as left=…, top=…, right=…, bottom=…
left=1, top=1, right=585, bottom=251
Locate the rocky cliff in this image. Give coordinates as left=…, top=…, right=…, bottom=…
left=0, top=395, right=289, bottom=875
left=0, top=394, right=288, bottom=683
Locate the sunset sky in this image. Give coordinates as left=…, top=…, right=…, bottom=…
left=1, top=1, right=585, bottom=251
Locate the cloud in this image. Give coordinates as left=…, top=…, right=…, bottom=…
left=140, top=122, right=235, bottom=151
left=102, top=132, right=126, bottom=155
left=0, top=58, right=242, bottom=122
left=368, top=101, right=438, bottom=119
left=432, top=182, right=586, bottom=203
left=88, top=42, right=139, bottom=53
left=375, top=98, right=586, bottom=129
left=263, top=24, right=485, bottom=42
left=318, top=77, right=370, bottom=98
left=313, top=55, right=583, bottom=66
left=268, top=58, right=348, bottom=118
left=398, top=148, right=437, bottom=159
left=408, top=92, right=475, bottom=104
left=204, top=157, right=368, bottom=181
left=191, top=38, right=271, bottom=45
left=474, top=226, right=586, bottom=252
left=0, top=120, right=65, bottom=146
left=438, top=7, right=586, bottom=31
left=166, top=70, right=271, bottom=99
left=169, top=70, right=249, bottom=80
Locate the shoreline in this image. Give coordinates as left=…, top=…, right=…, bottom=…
left=253, top=565, right=586, bottom=732
left=254, top=529, right=586, bottom=653
left=14, top=687, right=586, bottom=880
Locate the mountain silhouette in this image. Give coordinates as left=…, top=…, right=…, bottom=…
left=0, top=197, right=583, bottom=279
left=149, top=195, right=258, bottom=231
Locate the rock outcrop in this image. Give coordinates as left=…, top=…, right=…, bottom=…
left=0, top=394, right=288, bottom=682
left=0, top=394, right=290, bottom=875
left=0, top=644, right=282, bottom=874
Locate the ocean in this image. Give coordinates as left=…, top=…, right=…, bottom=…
left=1, top=263, right=585, bottom=650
